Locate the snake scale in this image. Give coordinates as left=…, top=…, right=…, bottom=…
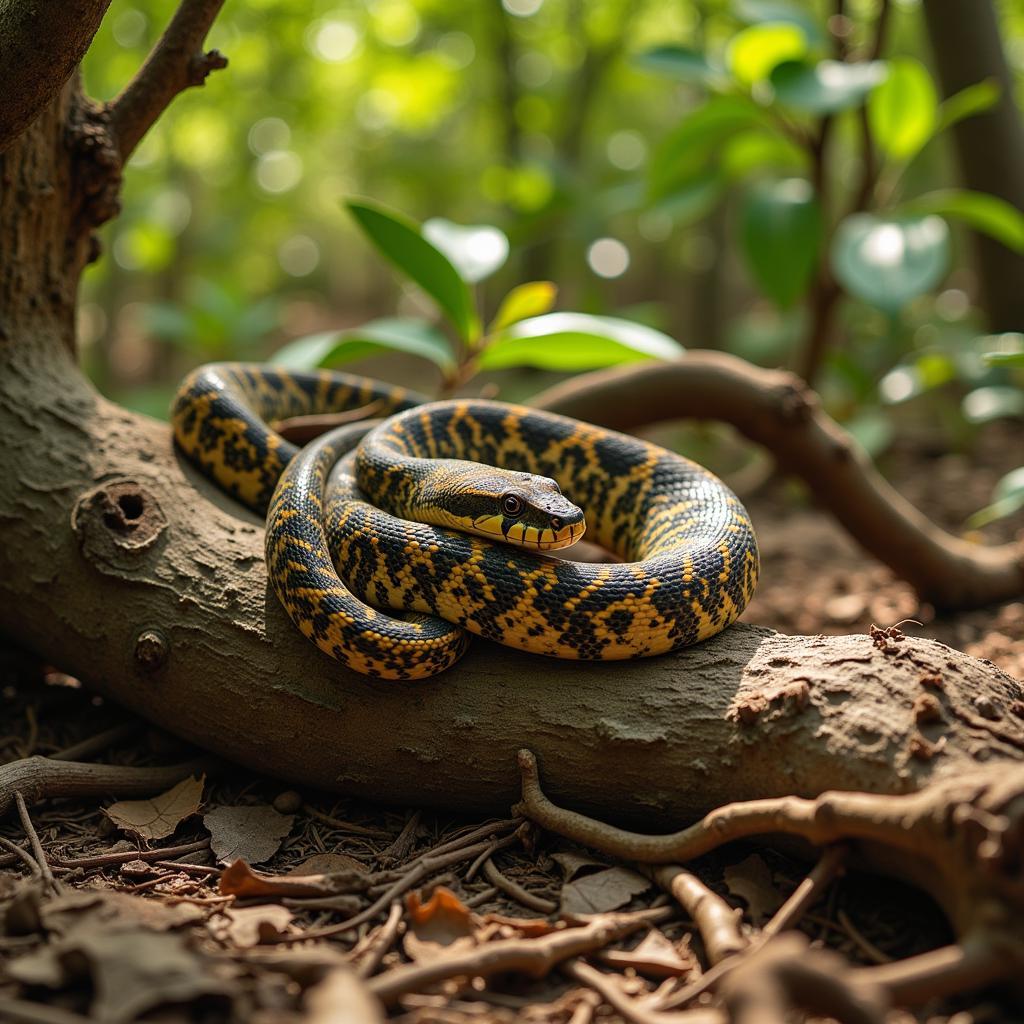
left=172, top=362, right=759, bottom=679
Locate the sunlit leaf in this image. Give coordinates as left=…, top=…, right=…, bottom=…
left=721, top=130, right=806, bottom=179
left=422, top=218, right=510, bottom=284
left=728, top=23, right=807, bottom=86
left=271, top=318, right=456, bottom=372
left=831, top=214, right=950, bottom=313
left=480, top=313, right=683, bottom=371
left=740, top=178, right=822, bottom=308
left=771, top=59, right=887, bottom=114
left=346, top=199, right=479, bottom=342
left=633, top=45, right=725, bottom=87
left=936, top=78, right=1000, bottom=134
left=980, top=332, right=1024, bottom=367
left=903, top=189, right=1024, bottom=253
left=489, top=281, right=557, bottom=334
left=962, top=386, right=1024, bottom=424
left=867, top=57, right=937, bottom=161
left=984, top=351, right=1024, bottom=368
left=967, top=466, right=1024, bottom=528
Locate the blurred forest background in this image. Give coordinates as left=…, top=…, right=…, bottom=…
left=79, top=0, right=1024, bottom=519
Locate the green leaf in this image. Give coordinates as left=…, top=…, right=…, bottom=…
left=480, top=313, right=683, bottom=371
left=421, top=218, right=509, bottom=284
left=633, top=45, right=725, bottom=87
left=771, top=59, right=888, bottom=114
left=879, top=352, right=956, bottom=404
left=652, top=170, right=724, bottom=225
left=740, top=178, right=822, bottom=308
left=271, top=317, right=457, bottom=373
left=831, top=214, right=950, bottom=314
left=346, top=199, right=479, bottom=342
left=936, top=78, right=1000, bottom=134
left=984, top=351, right=1024, bottom=368
left=489, top=281, right=557, bottom=334
left=967, top=466, right=1024, bottom=528
left=721, top=130, right=807, bottom=180
left=728, top=23, right=807, bottom=86
left=903, top=189, right=1024, bottom=254
left=867, top=57, right=938, bottom=161
left=962, top=386, right=1024, bottom=424
left=733, top=0, right=824, bottom=43
left=649, top=96, right=764, bottom=200
left=981, top=332, right=1024, bottom=367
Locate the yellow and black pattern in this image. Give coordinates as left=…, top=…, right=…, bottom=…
left=173, top=364, right=759, bottom=680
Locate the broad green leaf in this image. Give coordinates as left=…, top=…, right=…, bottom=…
left=831, top=214, right=950, bottom=314
left=421, top=218, right=510, bottom=284
left=985, top=351, right=1024, bottom=368
left=489, top=282, right=557, bottom=334
left=346, top=199, right=479, bottom=342
left=480, top=313, right=683, bottom=371
left=867, top=57, right=937, bottom=161
left=740, top=178, right=822, bottom=308
left=980, top=332, right=1024, bottom=367
left=967, top=466, right=1024, bottom=528
left=721, top=130, right=807, bottom=179
left=733, top=0, right=824, bottom=43
left=649, top=96, right=763, bottom=200
left=903, top=189, right=1024, bottom=253
left=936, top=78, right=1000, bottom=134
left=271, top=317, right=456, bottom=373
left=728, top=23, right=807, bottom=86
left=771, top=59, right=888, bottom=114
left=962, top=386, right=1024, bottom=424
left=633, top=45, right=725, bottom=87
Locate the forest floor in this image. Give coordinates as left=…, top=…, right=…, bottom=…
left=0, top=423, right=1021, bottom=1023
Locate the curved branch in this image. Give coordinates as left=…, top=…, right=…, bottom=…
left=0, top=0, right=112, bottom=152
left=109, top=0, right=227, bottom=161
left=532, top=353, right=1024, bottom=610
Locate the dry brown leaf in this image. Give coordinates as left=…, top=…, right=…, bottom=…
left=550, top=850, right=608, bottom=880
left=103, top=774, right=204, bottom=842
left=287, top=851, right=368, bottom=876
left=723, top=854, right=783, bottom=925
left=219, top=859, right=370, bottom=900
left=210, top=904, right=295, bottom=948
left=41, top=888, right=205, bottom=934
left=599, top=928, right=697, bottom=978
left=559, top=866, right=651, bottom=915
left=404, top=886, right=478, bottom=963
left=306, top=966, right=385, bottom=1024
left=204, top=803, right=294, bottom=864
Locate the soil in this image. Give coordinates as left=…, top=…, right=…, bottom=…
left=0, top=423, right=1021, bottom=1022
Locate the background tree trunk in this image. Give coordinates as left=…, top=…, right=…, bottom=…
left=923, top=0, right=1024, bottom=330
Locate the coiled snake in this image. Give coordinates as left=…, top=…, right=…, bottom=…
left=173, top=362, right=759, bottom=679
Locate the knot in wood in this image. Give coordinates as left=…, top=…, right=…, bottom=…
left=72, top=479, right=167, bottom=573
left=135, top=629, right=169, bottom=673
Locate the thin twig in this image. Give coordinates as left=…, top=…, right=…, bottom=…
left=53, top=838, right=210, bottom=869
left=367, top=906, right=672, bottom=1006
left=0, top=833, right=41, bottom=878
left=14, top=791, right=57, bottom=893
left=355, top=900, right=404, bottom=978
left=837, top=909, right=892, bottom=964
left=762, top=845, right=848, bottom=938
left=109, top=0, right=228, bottom=160
left=483, top=858, right=558, bottom=914
left=302, top=804, right=392, bottom=839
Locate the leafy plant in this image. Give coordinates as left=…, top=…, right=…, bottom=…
left=273, top=199, right=684, bottom=394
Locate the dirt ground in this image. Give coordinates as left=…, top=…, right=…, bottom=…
left=1, top=423, right=1021, bottom=1023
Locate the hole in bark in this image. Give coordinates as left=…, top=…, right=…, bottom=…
left=118, top=493, right=144, bottom=521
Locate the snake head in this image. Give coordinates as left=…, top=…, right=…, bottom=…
left=434, top=466, right=586, bottom=551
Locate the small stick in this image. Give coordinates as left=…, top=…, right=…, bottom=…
left=14, top=791, right=57, bottom=893
left=355, top=900, right=404, bottom=978
left=464, top=886, right=500, bottom=908
left=368, top=906, right=673, bottom=1006
left=465, top=838, right=503, bottom=881
left=302, top=804, right=392, bottom=839
left=651, top=866, right=746, bottom=964
left=483, top=858, right=557, bottom=914
left=378, top=809, right=421, bottom=867
left=53, top=838, right=210, bottom=869
left=762, top=846, right=847, bottom=939
left=0, top=834, right=41, bottom=878
left=153, top=859, right=217, bottom=876
left=837, top=909, right=891, bottom=965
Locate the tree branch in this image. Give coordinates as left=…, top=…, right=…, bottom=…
left=533, top=354, right=1024, bottom=609
left=0, top=0, right=112, bottom=153
left=109, top=0, right=228, bottom=161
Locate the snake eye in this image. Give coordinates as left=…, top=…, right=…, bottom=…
left=501, top=493, right=523, bottom=517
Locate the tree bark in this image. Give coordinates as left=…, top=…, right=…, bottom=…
left=923, top=0, right=1024, bottom=330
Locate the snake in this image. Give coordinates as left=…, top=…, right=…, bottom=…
left=172, top=362, right=759, bottom=680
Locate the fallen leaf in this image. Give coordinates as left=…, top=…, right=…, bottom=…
left=8, top=924, right=232, bottom=1023
left=560, top=866, right=651, bottom=915
left=599, top=928, right=697, bottom=978
left=404, top=886, right=477, bottom=963
left=204, top=804, right=294, bottom=864
left=41, top=889, right=205, bottom=934
left=306, top=966, right=384, bottom=1024
left=104, top=774, right=205, bottom=841
left=550, top=850, right=608, bottom=880
left=210, top=904, right=294, bottom=948
left=287, top=852, right=368, bottom=876
left=220, top=859, right=370, bottom=900
left=724, top=854, right=783, bottom=925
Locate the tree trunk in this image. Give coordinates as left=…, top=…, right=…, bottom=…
left=923, top=0, right=1024, bottom=330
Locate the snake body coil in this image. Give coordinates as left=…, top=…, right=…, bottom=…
left=173, top=362, right=759, bottom=679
